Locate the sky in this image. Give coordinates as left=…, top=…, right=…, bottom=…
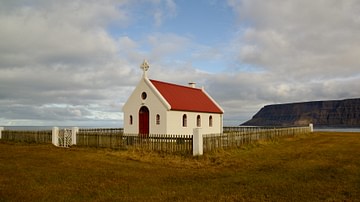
left=1, top=0, right=360, bottom=127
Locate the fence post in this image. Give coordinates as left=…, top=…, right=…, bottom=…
left=0, top=127, right=3, bottom=139
left=309, top=123, right=314, bottom=132
left=72, top=127, right=79, bottom=145
left=193, top=128, right=203, bottom=156
left=52, top=127, right=59, bottom=146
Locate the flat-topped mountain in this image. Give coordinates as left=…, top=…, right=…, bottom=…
left=241, top=98, right=360, bottom=127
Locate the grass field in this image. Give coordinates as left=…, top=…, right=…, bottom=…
left=0, top=132, right=359, bottom=201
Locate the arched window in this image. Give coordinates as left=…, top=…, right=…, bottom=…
left=197, top=115, right=201, bottom=127
left=209, top=115, right=213, bottom=127
left=141, top=92, right=147, bottom=100
left=156, top=114, right=160, bottom=125
left=182, top=114, right=187, bottom=127
left=129, top=115, right=133, bottom=125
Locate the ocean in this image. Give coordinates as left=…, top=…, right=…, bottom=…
left=2, top=126, right=360, bottom=132
left=314, top=127, right=360, bottom=132
left=1, top=126, right=120, bottom=131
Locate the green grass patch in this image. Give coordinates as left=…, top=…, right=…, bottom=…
left=1, top=132, right=360, bottom=201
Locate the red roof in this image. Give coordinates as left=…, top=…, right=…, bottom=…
left=150, top=79, right=223, bottom=114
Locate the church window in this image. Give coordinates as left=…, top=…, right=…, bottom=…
left=156, top=114, right=160, bottom=125
left=197, top=115, right=201, bottom=127
left=141, top=92, right=147, bottom=100
left=182, top=114, right=187, bottom=127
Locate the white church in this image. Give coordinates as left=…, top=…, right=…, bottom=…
left=122, top=61, right=224, bottom=135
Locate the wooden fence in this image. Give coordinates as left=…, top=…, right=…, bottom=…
left=79, top=128, right=124, bottom=133
left=1, top=130, right=52, bottom=143
left=203, top=126, right=311, bottom=153
left=223, top=126, right=287, bottom=132
left=76, top=128, right=192, bottom=154
left=123, top=134, right=192, bottom=154
left=0, top=126, right=311, bottom=155
left=76, top=129, right=123, bottom=149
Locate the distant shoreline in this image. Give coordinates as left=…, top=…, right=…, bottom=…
left=3, top=125, right=360, bottom=132
left=314, top=127, right=360, bottom=132
left=2, top=126, right=121, bottom=131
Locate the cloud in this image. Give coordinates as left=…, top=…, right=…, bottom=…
left=210, top=0, right=360, bottom=123
left=152, top=0, right=177, bottom=26
left=228, top=0, right=360, bottom=79
left=147, top=33, right=191, bottom=60
left=0, top=1, right=125, bottom=68
left=0, top=0, right=136, bottom=126
left=206, top=1, right=360, bottom=123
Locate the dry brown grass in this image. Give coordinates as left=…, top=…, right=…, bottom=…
left=1, top=132, right=360, bottom=201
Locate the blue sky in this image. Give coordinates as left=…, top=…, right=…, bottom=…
left=109, top=0, right=236, bottom=73
left=111, top=1, right=234, bottom=43
left=1, top=0, right=360, bottom=127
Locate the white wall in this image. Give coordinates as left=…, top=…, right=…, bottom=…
left=166, top=111, right=222, bottom=135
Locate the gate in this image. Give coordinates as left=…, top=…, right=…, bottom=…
left=57, top=128, right=72, bottom=147
left=52, top=127, right=78, bottom=147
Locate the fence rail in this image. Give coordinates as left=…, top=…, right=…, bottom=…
left=79, top=128, right=124, bottom=133
left=204, top=126, right=311, bottom=153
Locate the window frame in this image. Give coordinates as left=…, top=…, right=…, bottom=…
left=196, top=115, right=201, bottom=127
left=129, top=115, right=133, bottom=125
left=182, top=114, right=187, bottom=127
left=141, top=92, right=147, bottom=100
left=156, top=114, right=160, bottom=125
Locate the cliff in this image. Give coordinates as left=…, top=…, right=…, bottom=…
left=242, top=98, right=360, bottom=127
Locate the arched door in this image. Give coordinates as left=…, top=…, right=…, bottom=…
left=139, top=106, right=149, bottom=136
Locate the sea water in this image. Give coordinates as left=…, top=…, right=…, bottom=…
left=314, top=127, right=360, bottom=132
left=2, top=126, right=119, bottom=131
left=3, top=126, right=360, bottom=132
left=3, top=126, right=54, bottom=131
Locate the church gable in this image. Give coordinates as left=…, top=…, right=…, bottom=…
left=122, top=78, right=169, bottom=112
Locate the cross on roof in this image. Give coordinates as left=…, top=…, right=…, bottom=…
left=140, top=60, right=149, bottom=77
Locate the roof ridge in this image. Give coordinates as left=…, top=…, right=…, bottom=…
left=149, top=79, right=201, bottom=90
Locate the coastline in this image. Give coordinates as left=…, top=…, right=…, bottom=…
left=3, top=125, right=360, bottom=133
left=314, top=127, right=360, bottom=132
left=2, top=126, right=121, bottom=131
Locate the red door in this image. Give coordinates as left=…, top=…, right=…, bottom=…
left=139, top=106, right=149, bottom=136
